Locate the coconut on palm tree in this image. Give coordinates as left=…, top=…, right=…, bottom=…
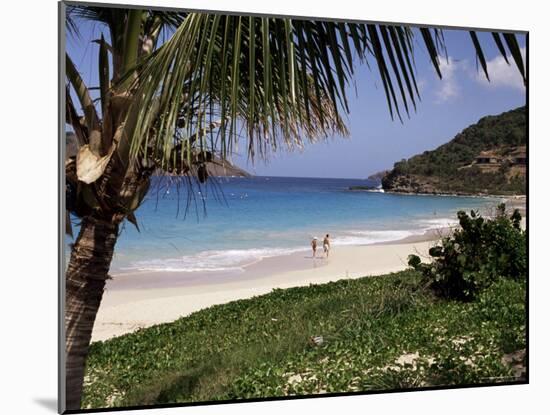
left=63, top=3, right=525, bottom=410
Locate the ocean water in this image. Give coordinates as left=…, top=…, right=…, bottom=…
left=67, top=176, right=502, bottom=274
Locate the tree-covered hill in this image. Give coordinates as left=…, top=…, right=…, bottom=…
left=381, top=107, right=526, bottom=195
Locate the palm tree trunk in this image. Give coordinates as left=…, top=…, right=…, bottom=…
left=65, top=216, right=119, bottom=410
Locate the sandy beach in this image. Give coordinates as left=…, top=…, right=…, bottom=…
left=92, top=236, right=438, bottom=342
left=91, top=193, right=526, bottom=343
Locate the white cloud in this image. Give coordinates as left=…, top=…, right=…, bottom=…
left=475, top=47, right=526, bottom=91
left=416, top=77, right=427, bottom=95
left=434, top=56, right=461, bottom=103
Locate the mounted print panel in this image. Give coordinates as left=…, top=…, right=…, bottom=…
left=60, top=1, right=528, bottom=412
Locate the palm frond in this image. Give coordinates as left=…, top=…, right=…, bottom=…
left=469, top=31, right=526, bottom=86
left=419, top=27, right=443, bottom=79
left=66, top=53, right=102, bottom=154
left=491, top=32, right=510, bottom=64
left=67, top=7, right=526, bottom=173
left=122, top=14, right=526, bottom=169
left=67, top=5, right=187, bottom=81
left=65, top=13, right=81, bottom=39
left=470, top=31, right=490, bottom=81
left=126, top=14, right=354, bottom=167
left=67, top=4, right=185, bottom=30
left=502, top=32, right=526, bottom=85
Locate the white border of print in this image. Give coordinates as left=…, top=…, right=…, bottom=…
left=2, top=1, right=546, bottom=414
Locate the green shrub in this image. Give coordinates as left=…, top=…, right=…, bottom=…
left=408, top=204, right=526, bottom=301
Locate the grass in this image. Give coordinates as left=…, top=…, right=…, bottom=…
left=82, top=270, right=526, bottom=409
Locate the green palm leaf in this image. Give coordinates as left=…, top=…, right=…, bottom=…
left=66, top=8, right=527, bottom=176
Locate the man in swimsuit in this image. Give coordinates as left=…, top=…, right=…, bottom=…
left=323, top=234, right=331, bottom=258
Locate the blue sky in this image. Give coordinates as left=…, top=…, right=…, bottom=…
left=67, top=19, right=526, bottom=179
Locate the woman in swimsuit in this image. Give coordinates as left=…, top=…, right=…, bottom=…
left=311, top=237, right=318, bottom=258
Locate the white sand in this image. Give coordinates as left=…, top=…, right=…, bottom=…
left=92, top=239, right=436, bottom=342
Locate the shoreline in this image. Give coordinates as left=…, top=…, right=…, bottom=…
left=104, top=222, right=451, bottom=292
left=381, top=190, right=525, bottom=199
left=91, top=197, right=526, bottom=343
left=92, top=229, right=441, bottom=343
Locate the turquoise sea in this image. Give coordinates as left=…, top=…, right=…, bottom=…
left=68, top=176, right=502, bottom=275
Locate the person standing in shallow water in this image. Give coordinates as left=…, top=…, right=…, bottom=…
left=311, top=237, right=318, bottom=258
left=323, top=234, right=331, bottom=258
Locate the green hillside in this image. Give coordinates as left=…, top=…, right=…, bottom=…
left=382, top=107, right=527, bottom=195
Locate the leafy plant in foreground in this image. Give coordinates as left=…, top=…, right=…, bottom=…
left=408, top=203, right=526, bottom=301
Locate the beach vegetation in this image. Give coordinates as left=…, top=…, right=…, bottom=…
left=408, top=204, right=526, bottom=300
left=81, top=268, right=525, bottom=408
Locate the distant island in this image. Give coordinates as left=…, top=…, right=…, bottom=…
left=346, top=171, right=389, bottom=191
left=66, top=132, right=251, bottom=178
left=367, top=170, right=389, bottom=182
left=203, top=159, right=252, bottom=178
left=381, top=106, right=526, bottom=195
